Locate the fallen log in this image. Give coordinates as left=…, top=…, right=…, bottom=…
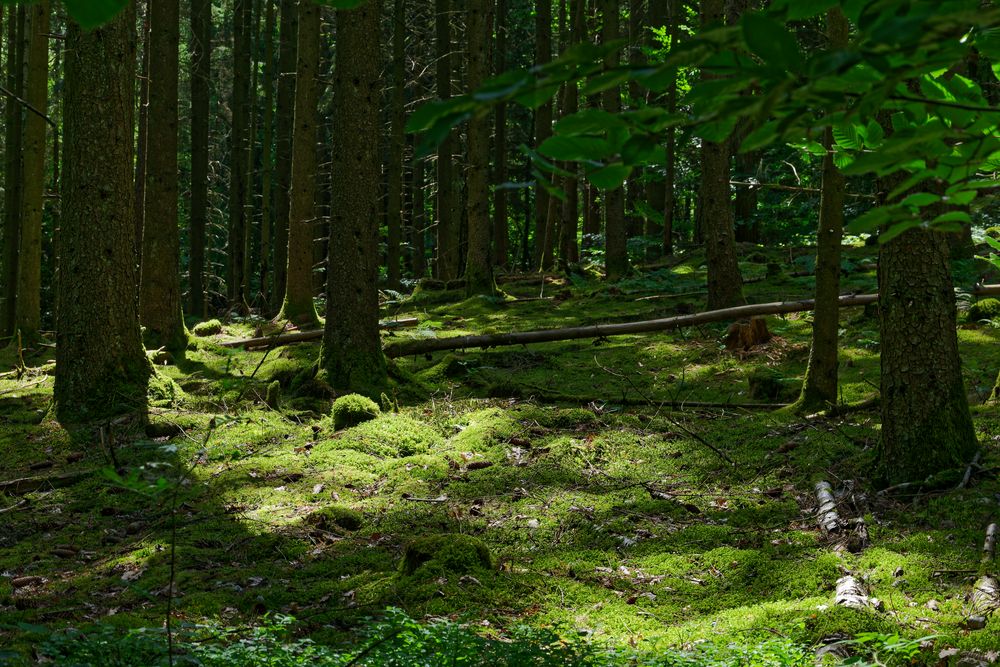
left=384, top=284, right=1000, bottom=358
left=815, top=481, right=842, bottom=534
left=835, top=576, right=878, bottom=610
left=220, top=318, right=420, bottom=350
left=0, top=469, right=93, bottom=496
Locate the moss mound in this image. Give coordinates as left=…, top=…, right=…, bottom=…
left=191, top=319, right=223, bottom=337
left=748, top=367, right=796, bottom=401
left=306, top=505, right=363, bottom=532
left=332, top=394, right=381, bottom=430
left=401, top=534, right=492, bottom=576
left=333, top=413, right=441, bottom=458
left=148, top=371, right=184, bottom=408
left=966, top=298, right=1000, bottom=323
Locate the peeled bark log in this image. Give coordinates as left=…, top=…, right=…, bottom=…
left=815, top=481, right=841, bottom=534
left=835, top=576, right=872, bottom=610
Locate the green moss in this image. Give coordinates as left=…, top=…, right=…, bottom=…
left=306, top=505, right=364, bottom=531
left=748, top=366, right=797, bottom=401
left=148, top=371, right=184, bottom=408
left=986, top=226, right=1000, bottom=239
left=191, top=319, right=223, bottom=337
left=400, top=534, right=492, bottom=576
left=967, top=298, right=1000, bottom=323
left=265, top=380, right=281, bottom=410
left=332, top=413, right=441, bottom=457
left=332, top=394, right=381, bottom=430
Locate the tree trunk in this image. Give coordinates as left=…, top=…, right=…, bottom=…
left=532, top=0, right=554, bottom=271
left=464, top=0, right=495, bottom=295
left=278, top=0, right=320, bottom=327
left=58, top=6, right=150, bottom=427
left=322, top=0, right=388, bottom=398
left=412, top=156, right=427, bottom=277
left=15, top=0, right=48, bottom=338
left=259, top=0, right=277, bottom=306
left=134, top=0, right=150, bottom=277
left=435, top=0, right=460, bottom=280
left=492, top=0, right=509, bottom=269
left=230, top=0, right=253, bottom=306
left=386, top=0, right=406, bottom=288
left=558, top=0, right=585, bottom=267
left=700, top=0, right=744, bottom=309
left=1, top=5, right=25, bottom=338
left=600, top=0, right=629, bottom=281
left=273, top=0, right=298, bottom=311
left=140, top=0, right=187, bottom=353
left=794, top=8, right=848, bottom=413
left=189, top=0, right=212, bottom=318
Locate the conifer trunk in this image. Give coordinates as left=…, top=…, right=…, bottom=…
left=412, top=156, right=427, bottom=277
left=533, top=0, right=553, bottom=271
left=259, top=0, right=276, bottom=305
left=58, top=7, right=150, bottom=427
left=387, top=0, right=406, bottom=288
left=190, top=0, right=212, bottom=318
left=134, top=1, right=150, bottom=276
left=435, top=0, right=460, bottom=280
left=230, top=0, right=253, bottom=306
left=1, top=6, right=25, bottom=338
left=492, top=0, right=509, bottom=269
left=600, top=0, right=628, bottom=280
left=322, top=0, right=388, bottom=398
left=273, top=0, right=298, bottom=310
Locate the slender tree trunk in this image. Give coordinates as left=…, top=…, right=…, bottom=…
left=794, top=9, right=848, bottom=412
left=435, top=0, right=460, bottom=280
left=700, top=0, right=744, bottom=309
left=558, top=0, right=585, bottom=267
left=533, top=0, right=553, bottom=270
left=463, top=0, right=495, bottom=295
left=323, top=0, right=388, bottom=398
left=661, top=0, right=678, bottom=256
left=1, top=5, right=25, bottom=338
left=492, top=0, right=509, bottom=269
left=278, top=0, right=320, bottom=326
left=230, top=0, right=252, bottom=306
left=386, top=0, right=406, bottom=288
left=58, top=6, right=150, bottom=427
left=412, top=155, right=427, bottom=277
left=134, top=0, right=150, bottom=276
left=190, top=0, right=211, bottom=318
left=600, top=0, right=628, bottom=280
left=273, top=0, right=297, bottom=310
left=141, top=0, right=187, bottom=353
left=15, top=0, right=49, bottom=338
left=259, top=0, right=276, bottom=305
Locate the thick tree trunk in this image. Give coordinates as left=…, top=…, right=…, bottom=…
left=15, top=0, right=49, bottom=338
left=278, top=0, right=320, bottom=327
left=322, top=0, right=388, bottom=398
left=259, top=0, right=276, bottom=306
left=492, top=0, right=509, bottom=269
left=189, top=0, right=212, bottom=318
left=700, top=0, right=744, bottom=309
left=464, top=0, right=496, bottom=295
left=273, top=0, right=298, bottom=311
left=600, top=0, right=629, bottom=281
left=58, top=7, right=150, bottom=427
left=794, top=9, right=848, bottom=413
left=230, top=0, right=253, bottom=306
left=134, top=1, right=150, bottom=277
left=558, top=0, right=585, bottom=267
left=1, top=6, right=25, bottom=338
left=532, top=0, right=554, bottom=271
left=141, top=0, right=187, bottom=353
left=386, top=0, right=406, bottom=288
left=435, top=0, right=460, bottom=280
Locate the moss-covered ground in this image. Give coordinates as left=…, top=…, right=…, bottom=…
left=1, top=245, right=998, bottom=662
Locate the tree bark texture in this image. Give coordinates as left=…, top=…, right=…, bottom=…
left=387, top=0, right=406, bottom=288
left=229, top=0, right=253, bottom=305
left=273, top=0, right=298, bottom=310
left=435, top=0, right=460, bottom=280
left=532, top=0, right=554, bottom=270
left=1, top=6, right=25, bottom=337
left=189, top=0, right=212, bottom=317
left=600, top=0, right=628, bottom=281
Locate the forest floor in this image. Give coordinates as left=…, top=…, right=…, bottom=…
left=1, top=244, right=999, bottom=664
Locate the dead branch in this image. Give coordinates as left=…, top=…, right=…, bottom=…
left=0, top=469, right=93, bottom=496
left=220, top=318, right=419, bottom=350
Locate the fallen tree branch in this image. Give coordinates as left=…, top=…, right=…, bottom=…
left=0, top=469, right=93, bottom=496
left=384, top=285, right=1000, bottom=358
left=221, top=318, right=419, bottom=350
left=958, top=450, right=983, bottom=490
left=815, top=481, right=842, bottom=534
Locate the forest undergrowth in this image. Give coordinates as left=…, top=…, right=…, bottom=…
left=1, top=245, right=999, bottom=665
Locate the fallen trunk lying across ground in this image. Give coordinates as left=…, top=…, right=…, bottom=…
left=221, top=318, right=419, bottom=350
left=383, top=285, right=1000, bottom=358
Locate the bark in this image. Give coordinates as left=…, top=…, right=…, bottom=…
left=660, top=0, right=677, bottom=256
left=815, top=481, right=842, bottom=533
left=134, top=0, right=150, bottom=276
left=259, top=0, right=277, bottom=305
left=532, top=0, right=554, bottom=270
left=322, top=1, right=388, bottom=398
left=387, top=0, right=406, bottom=288
left=600, top=0, right=629, bottom=280
left=412, top=156, right=428, bottom=277
left=141, top=0, right=187, bottom=353
left=700, top=0, right=744, bottom=309
left=794, top=8, right=849, bottom=413
left=57, top=7, right=150, bottom=426
left=230, top=0, right=253, bottom=305
left=435, top=0, right=460, bottom=280
left=1, top=5, right=25, bottom=338
left=558, top=0, right=585, bottom=267
left=15, top=0, right=49, bottom=338
left=190, top=0, right=212, bottom=318
left=278, top=0, right=320, bottom=327
left=221, top=317, right=418, bottom=350
left=273, top=0, right=298, bottom=310
left=463, top=0, right=496, bottom=295
left=492, top=0, right=509, bottom=269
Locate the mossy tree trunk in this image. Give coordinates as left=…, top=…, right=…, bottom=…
left=600, top=0, right=629, bottom=281
left=492, top=0, right=509, bottom=269
left=273, top=0, right=297, bottom=312
left=532, top=0, right=553, bottom=271
left=386, top=0, right=406, bottom=289
left=135, top=1, right=150, bottom=277
left=794, top=9, right=848, bottom=413
left=463, top=0, right=496, bottom=296
left=1, top=5, right=25, bottom=339
left=15, top=0, right=48, bottom=339
left=435, top=0, right=460, bottom=280
left=700, top=0, right=744, bottom=310
left=229, top=0, right=252, bottom=306
left=558, top=0, right=585, bottom=268
left=278, top=0, right=321, bottom=328
left=141, top=0, right=188, bottom=354
left=58, top=7, right=150, bottom=426
left=189, top=0, right=212, bottom=318
left=322, top=0, right=388, bottom=398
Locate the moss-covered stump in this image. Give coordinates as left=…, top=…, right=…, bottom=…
left=265, top=380, right=281, bottom=410
left=332, top=393, right=381, bottom=430
left=306, top=505, right=363, bottom=531
left=966, top=298, right=1000, bottom=323
left=401, top=535, right=493, bottom=576
left=191, top=319, right=223, bottom=337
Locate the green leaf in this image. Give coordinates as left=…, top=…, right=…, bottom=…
left=742, top=14, right=803, bottom=72
left=945, top=189, right=977, bottom=206
left=554, top=109, right=628, bottom=135
left=832, top=123, right=862, bottom=150
left=900, top=192, right=940, bottom=208
left=771, top=0, right=838, bottom=20
left=739, top=120, right=781, bottom=153
left=621, top=135, right=663, bottom=166
left=586, top=163, right=632, bottom=190
left=313, top=0, right=370, bottom=7
left=847, top=206, right=891, bottom=233
left=878, top=219, right=922, bottom=244
left=62, top=0, right=129, bottom=29
left=538, top=135, right=613, bottom=162
left=930, top=211, right=971, bottom=225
